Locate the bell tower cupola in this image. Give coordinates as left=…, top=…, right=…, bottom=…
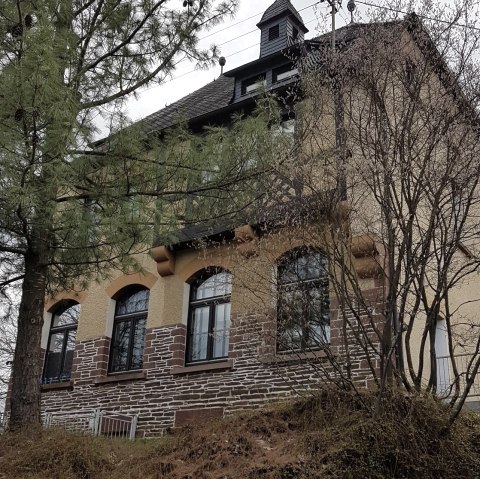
left=257, top=0, right=308, bottom=58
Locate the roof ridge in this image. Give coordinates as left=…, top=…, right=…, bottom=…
left=257, top=0, right=306, bottom=28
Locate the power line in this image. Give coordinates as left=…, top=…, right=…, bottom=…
left=137, top=0, right=480, bottom=97
left=200, top=1, right=323, bottom=42
left=138, top=9, right=323, bottom=92
left=355, top=0, right=480, bottom=32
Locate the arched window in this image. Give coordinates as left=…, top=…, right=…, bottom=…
left=109, top=286, right=149, bottom=373
left=187, top=269, right=232, bottom=364
left=43, top=301, right=80, bottom=383
left=277, top=249, right=330, bottom=351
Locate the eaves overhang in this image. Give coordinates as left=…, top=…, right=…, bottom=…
left=223, top=46, right=302, bottom=78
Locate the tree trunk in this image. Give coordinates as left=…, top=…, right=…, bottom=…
left=9, top=242, right=49, bottom=430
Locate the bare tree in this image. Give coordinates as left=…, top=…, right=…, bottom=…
left=221, top=1, right=480, bottom=423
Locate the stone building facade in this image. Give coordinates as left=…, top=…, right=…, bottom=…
left=40, top=253, right=385, bottom=436
left=2, top=1, right=471, bottom=437
left=31, top=1, right=392, bottom=436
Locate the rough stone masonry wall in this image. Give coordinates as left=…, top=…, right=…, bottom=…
left=40, top=285, right=384, bottom=437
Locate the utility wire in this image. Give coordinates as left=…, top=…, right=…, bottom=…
left=355, top=0, right=480, bottom=32
left=139, top=10, right=322, bottom=92
left=200, top=1, right=323, bottom=41
left=134, top=0, right=480, bottom=103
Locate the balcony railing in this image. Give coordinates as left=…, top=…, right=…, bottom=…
left=436, top=353, right=480, bottom=398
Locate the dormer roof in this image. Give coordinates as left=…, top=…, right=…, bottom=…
left=257, top=0, right=308, bottom=32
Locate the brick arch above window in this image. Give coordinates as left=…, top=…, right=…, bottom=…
left=105, top=272, right=157, bottom=299
left=45, top=291, right=86, bottom=312
left=178, top=258, right=234, bottom=283
left=273, top=243, right=329, bottom=263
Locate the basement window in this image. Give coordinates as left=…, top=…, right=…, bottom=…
left=269, top=24, right=280, bottom=41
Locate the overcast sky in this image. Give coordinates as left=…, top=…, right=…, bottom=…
left=118, top=0, right=356, bottom=129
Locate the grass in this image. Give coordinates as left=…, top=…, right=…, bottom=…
left=1, top=391, right=479, bottom=479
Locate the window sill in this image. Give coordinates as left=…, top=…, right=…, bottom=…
left=171, top=359, right=234, bottom=375
left=260, top=349, right=329, bottom=364
left=94, top=370, right=147, bottom=385
left=41, top=380, right=74, bottom=391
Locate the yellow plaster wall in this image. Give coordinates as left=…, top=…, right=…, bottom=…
left=43, top=223, right=340, bottom=342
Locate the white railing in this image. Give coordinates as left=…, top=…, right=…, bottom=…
left=0, top=411, right=9, bottom=433
left=436, top=353, right=480, bottom=398
left=0, top=409, right=138, bottom=439
left=44, top=410, right=138, bottom=440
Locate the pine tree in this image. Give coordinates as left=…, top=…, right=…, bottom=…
left=0, top=0, right=243, bottom=430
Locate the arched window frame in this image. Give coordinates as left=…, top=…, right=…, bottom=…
left=42, top=300, right=80, bottom=384
left=108, top=285, right=149, bottom=374
left=186, top=268, right=232, bottom=364
left=276, top=248, right=330, bottom=352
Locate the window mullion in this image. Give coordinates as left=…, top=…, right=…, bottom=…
left=186, top=307, right=194, bottom=363
left=207, top=301, right=215, bottom=360
left=127, top=318, right=136, bottom=371
left=57, top=329, right=68, bottom=378
left=302, top=288, right=309, bottom=350
left=43, top=332, right=56, bottom=380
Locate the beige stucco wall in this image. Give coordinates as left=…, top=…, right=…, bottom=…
left=41, top=24, right=480, bottom=403
left=43, top=253, right=160, bottom=342
left=43, top=223, right=342, bottom=345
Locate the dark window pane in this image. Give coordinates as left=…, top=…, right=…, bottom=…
left=44, top=332, right=65, bottom=381
left=52, top=303, right=80, bottom=327
left=109, top=287, right=149, bottom=373
left=110, top=320, right=131, bottom=372
left=213, top=302, right=231, bottom=359
left=116, top=288, right=149, bottom=316
left=269, top=24, right=279, bottom=41
left=277, top=250, right=330, bottom=351
left=63, top=350, right=74, bottom=379
left=194, top=272, right=232, bottom=300
left=62, top=329, right=77, bottom=378
left=189, top=306, right=210, bottom=361
left=131, top=317, right=147, bottom=370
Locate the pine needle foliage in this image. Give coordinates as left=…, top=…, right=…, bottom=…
left=0, top=0, right=299, bottom=430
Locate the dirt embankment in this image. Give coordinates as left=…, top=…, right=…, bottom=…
left=1, top=391, right=479, bottom=479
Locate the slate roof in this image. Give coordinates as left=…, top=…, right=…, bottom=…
left=257, top=0, right=306, bottom=28
left=137, top=23, right=365, bottom=136
left=312, top=22, right=369, bottom=44
left=141, top=74, right=235, bottom=134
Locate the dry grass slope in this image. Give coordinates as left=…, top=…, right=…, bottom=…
left=0, top=391, right=479, bottom=479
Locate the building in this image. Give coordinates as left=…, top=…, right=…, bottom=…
left=18, top=0, right=479, bottom=436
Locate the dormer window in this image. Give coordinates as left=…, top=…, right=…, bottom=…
left=292, top=27, right=299, bottom=41
left=242, top=74, right=266, bottom=95
left=273, top=64, right=298, bottom=83
left=269, top=24, right=280, bottom=41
